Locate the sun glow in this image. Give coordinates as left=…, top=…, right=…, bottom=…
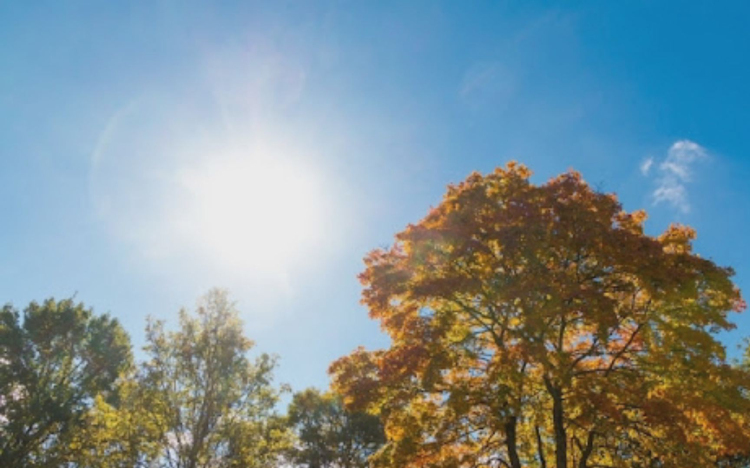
left=177, top=155, right=324, bottom=276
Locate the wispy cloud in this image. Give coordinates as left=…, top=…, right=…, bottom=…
left=459, top=62, right=516, bottom=109
left=643, top=140, right=708, bottom=213
left=639, top=157, right=653, bottom=176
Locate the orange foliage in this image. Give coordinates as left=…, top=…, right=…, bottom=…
left=331, top=163, right=750, bottom=468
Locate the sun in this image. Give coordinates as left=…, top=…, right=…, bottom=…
left=177, top=154, right=323, bottom=276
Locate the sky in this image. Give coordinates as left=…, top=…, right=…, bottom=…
left=2, top=1, right=750, bottom=394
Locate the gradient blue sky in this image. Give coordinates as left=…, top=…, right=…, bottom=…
left=2, top=1, right=750, bottom=393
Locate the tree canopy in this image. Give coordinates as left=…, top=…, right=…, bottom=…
left=0, top=290, right=296, bottom=468
left=136, top=288, right=293, bottom=467
left=0, top=298, right=132, bottom=466
left=330, top=163, right=750, bottom=468
left=287, top=388, right=385, bottom=468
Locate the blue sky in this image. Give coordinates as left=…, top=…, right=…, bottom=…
left=2, top=1, right=750, bottom=393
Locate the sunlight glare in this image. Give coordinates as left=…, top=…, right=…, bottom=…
left=178, top=155, right=323, bottom=276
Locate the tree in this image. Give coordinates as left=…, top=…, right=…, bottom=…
left=0, top=298, right=132, bottom=466
left=715, top=344, right=750, bottom=468
left=65, top=376, right=167, bottom=467
left=287, top=388, right=385, bottom=467
left=330, top=163, right=750, bottom=468
left=139, top=288, right=292, bottom=468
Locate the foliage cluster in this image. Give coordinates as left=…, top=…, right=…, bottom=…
left=331, top=163, right=750, bottom=468
left=1, top=290, right=379, bottom=467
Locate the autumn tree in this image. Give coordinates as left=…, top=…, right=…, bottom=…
left=287, top=388, right=385, bottom=467
left=139, top=288, right=292, bottom=468
left=715, top=344, right=750, bottom=468
left=330, top=163, right=750, bottom=468
left=0, top=298, right=132, bottom=466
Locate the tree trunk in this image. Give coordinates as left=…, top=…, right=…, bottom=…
left=504, top=416, right=522, bottom=468
left=577, top=431, right=595, bottom=468
left=535, top=425, right=548, bottom=468
left=545, top=377, right=567, bottom=468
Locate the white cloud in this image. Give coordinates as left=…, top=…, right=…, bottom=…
left=640, top=157, right=653, bottom=175
left=644, top=140, right=708, bottom=213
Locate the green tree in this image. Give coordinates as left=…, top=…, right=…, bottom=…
left=331, top=163, right=750, bottom=468
left=66, top=376, right=166, bottom=467
left=140, top=288, right=292, bottom=468
left=0, top=298, right=132, bottom=466
left=287, top=388, right=385, bottom=468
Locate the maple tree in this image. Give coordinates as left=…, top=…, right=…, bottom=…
left=330, top=163, right=750, bottom=468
